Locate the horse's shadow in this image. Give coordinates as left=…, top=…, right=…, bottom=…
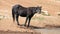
left=18, top=24, right=45, bottom=29
left=29, top=25, right=45, bottom=29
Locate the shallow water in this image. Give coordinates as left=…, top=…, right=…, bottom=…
left=34, top=28, right=60, bottom=34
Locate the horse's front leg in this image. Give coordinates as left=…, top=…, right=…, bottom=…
left=24, top=15, right=29, bottom=26
left=27, top=17, right=32, bottom=27
left=16, top=15, right=20, bottom=26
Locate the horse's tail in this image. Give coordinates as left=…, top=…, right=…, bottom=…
left=12, top=8, right=15, bottom=22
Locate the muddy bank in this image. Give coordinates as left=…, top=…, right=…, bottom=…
left=0, top=30, right=41, bottom=34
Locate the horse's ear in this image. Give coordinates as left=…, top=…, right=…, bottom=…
left=37, top=6, right=40, bottom=7
left=37, top=6, right=42, bottom=8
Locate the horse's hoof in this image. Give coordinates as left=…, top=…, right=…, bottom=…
left=24, top=24, right=26, bottom=26
left=17, top=24, right=20, bottom=26
left=27, top=26, right=29, bottom=28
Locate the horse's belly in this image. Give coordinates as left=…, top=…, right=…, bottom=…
left=18, top=11, right=27, bottom=17
left=20, top=14, right=27, bottom=17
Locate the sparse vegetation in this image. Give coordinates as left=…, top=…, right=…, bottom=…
left=42, top=13, right=51, bottom=16
left=0, top=15, right=4, bottom=20
left=32, top=17, right=45, bottom=20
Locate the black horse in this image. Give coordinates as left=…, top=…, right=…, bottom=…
left=12, top=4, right=42, bottom=27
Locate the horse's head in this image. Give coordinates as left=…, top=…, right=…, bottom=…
left=35, top=6, right=42, bottom=14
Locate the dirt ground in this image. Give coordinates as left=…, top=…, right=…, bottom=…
left=0, top=30, right=41, bottom=34
left=0, top=0, right=60, bottom=34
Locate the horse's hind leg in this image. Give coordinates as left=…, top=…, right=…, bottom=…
left=16, top=15, right=20, bottom=25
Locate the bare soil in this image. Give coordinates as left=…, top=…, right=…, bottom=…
left=0, top=0, right=60, bottom=34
